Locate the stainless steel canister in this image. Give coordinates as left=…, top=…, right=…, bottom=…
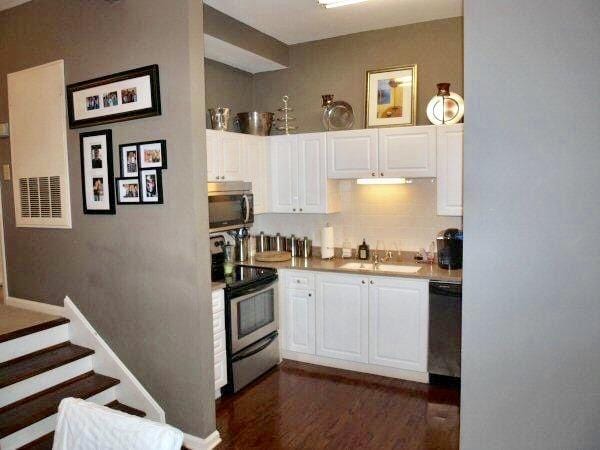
left=299, top=237, right=312, bottom=258
left=274, top=233, right=285, bottom=252
left=235, top=112, right=275, bottom=136
left=289, top=235, right=298, bottom=257
left=208, top=107, right=230, bottom=131
left=257, top=232, right=269, bottom=252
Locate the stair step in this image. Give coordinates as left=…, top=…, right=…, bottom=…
left=0, top=317, right=69, bottom=344
left=105, top=400, right=146, bottom=417
left=0, top=372, right=119, bottom=439
left=0, top=342, right=94, bottom=389
left=17, top=401, right=147, bottom=450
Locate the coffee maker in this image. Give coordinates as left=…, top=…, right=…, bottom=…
left=436, top=228, right=463, bottom=270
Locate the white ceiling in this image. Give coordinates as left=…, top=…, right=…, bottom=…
left=204, top=0, right=463, bottom=45
left=0, top=0, right=31, bottom=12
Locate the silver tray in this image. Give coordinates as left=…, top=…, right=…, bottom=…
left=322, top=100, right=354, bottom=131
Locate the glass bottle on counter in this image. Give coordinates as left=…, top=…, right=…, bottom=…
left=358, top=239, right=370, bottom=260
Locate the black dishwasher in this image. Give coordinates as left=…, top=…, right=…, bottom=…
left=428, top=281, right=462, bottom=379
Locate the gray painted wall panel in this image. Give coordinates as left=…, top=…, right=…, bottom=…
left=0, top=0, right=215, bottom=437
left=462, top=1, right=600, bottom=449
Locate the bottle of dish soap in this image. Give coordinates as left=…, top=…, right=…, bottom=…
left=358, top=239, right=370, bottom=260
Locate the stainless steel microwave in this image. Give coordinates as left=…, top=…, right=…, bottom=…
left=208, top=181, right=254, bottom=232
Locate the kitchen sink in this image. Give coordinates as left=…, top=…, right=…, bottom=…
left=339, top=262, right=422, bottom=274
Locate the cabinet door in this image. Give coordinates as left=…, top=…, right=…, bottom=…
left=327, top=129, right=378, bottom=179
left=316, top=273, right=369, bottom=363
left=378, top=126, right=437, bottom=178
left=221, top=132, right=245, bottom=181
left=270, top=135, right=298, bottom=213
left=368, top=276, right=428, bottom=372
left=436, top=124, right=463, bottom=216
left=285, top=288, right=316, bottom=355
left=244, top=134, right=269, bottom=214
left=206, top=130, right=221, bottom=181
left=298, top=133, right=327, bottom=213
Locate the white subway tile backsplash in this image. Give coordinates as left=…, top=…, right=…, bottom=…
left=252, top=179, right=462, bottom=251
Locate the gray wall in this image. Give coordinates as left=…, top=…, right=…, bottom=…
left=204, top=59, right=254, bottom=128
left=203, top=4, right=289, bottom=67
left=0, top=0, right=216, bottom=438
left=461, top=1, right=600, bottom=449
left=253, top=17, right=463, bottom=133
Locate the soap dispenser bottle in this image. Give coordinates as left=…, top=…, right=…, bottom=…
left=358, top=239, right=370, bottom=260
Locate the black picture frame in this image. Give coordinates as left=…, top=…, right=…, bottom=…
left=79, top=129, right=116, bottom=215
left=137, top=139, right=168, bottom=170
left=119, top=144, right=139, bottom=178
left=67, top=65, right=161, bottom=129
left=115, top=177, right=141, bottom=205
left=139, top=169, right=164, bottom=205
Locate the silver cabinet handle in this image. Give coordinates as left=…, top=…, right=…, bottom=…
left=371, top=172, right=376, bottom=177
left=222, top=176, right=225, bottom=180
left=292, top=208, right=296, bottom=212
left=380, top=173, right=384, bottom=177
left=308, top=293, right=312, bottom=297
left=299, top=208, right=303, bottom=212
left=361, top=280, right=365, bottom=284
left=370, top=280, right=374, bottom=285
left=296, top=280, right=300, bottom=283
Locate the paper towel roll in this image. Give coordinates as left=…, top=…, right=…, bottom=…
left=321, top=225, right=334, bottom=259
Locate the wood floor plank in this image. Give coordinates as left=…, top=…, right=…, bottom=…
left=216, top=359, right=460, bottom=450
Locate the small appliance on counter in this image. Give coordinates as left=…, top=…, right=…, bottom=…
left=436, top=228, right=463, bottom=269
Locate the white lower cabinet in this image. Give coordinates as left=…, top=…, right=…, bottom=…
left=368, top=276, right=428, bottom=372
left=315, top=273, right=369, bottom=363
left=212, top=289, right=227, bottom=396
left=285, top=289, right=316, bottom=355
left=282, top=270, right=429, bottom=379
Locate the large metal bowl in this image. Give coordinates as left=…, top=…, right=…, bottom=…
left=235, top=112, right=274, bottom=136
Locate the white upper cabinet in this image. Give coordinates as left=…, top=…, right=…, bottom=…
left=206, top=130, right=221, bottom=182
left=285, top=288, right=316, bottom=355
left=316, top=273, right=369, bottom=363
left=270, top=133, right=339, bottom=214
left=205, top=130, right=245, bottom=182
left=436, top=124, right=464, bottom=216
left=270, top=135, right=298, bottom=213
left=378, top=126, right=437, bottom=178
left=368, top=276, right=428, bottom=372
left=244, top=134, right=269, bottom=214
left=220, top=132, right=244, bottom=181
left=327, top=129, right=378, bottom=179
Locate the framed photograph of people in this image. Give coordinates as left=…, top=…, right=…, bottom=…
left=67, top=65, right=161, bottom=129
left=79, top=130, right=116, bottom=214
left=119, top=144, right=139, bottom=177
left=116, top=178, right=141, bottom=204
left=139, top=169, right=163, bottom=204
left=365, top=65, right=417, bottom=128
left=138, top=140, right=167, bottom=170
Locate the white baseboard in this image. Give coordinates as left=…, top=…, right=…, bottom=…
left=184, top=430, right=221, bottom=450
left=281, top=350, right=430, bottom=384
left=6, top=296, right=64, bottom=316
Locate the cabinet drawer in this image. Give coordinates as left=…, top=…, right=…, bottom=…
left=287, top=271, right=315, bottom=290
left=212, top=289, right=224, bottom=314
left=214, top=351, right=227, bottom=389
left=213, top=311, right=225, bottom=334
left=214, top=330, right=226, bottom=357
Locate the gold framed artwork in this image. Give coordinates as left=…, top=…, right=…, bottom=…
left=365, top=65, right=417, bottom=128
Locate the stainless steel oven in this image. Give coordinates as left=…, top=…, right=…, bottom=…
left=225, top=272, right=279, bottom=393
left=208, top=181, right=254, bottom=233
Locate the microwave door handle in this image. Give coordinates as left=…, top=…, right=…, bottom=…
left=243, top=194, right=250, bottom=223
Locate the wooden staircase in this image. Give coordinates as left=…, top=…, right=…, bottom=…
left=0, top=314, right=147, bottom=450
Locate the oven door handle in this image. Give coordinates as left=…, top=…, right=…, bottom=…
left=232, top=332, right=278, bottom=362
left=230, top=280, right=277, bottom=303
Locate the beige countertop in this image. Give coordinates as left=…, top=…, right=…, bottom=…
left=242, top=256, right=462, bottom=283
left=211, top=281, right=226, bottom=291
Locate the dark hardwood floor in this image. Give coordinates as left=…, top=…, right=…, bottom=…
left=216, top=360, right=460, bottom=449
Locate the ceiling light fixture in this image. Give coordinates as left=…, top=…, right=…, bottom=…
left=318, top=0, right=370, bottom=9
left=356, top=178, right=412, bottom=185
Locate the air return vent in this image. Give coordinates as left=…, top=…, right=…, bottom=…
left=8, top=60, right=71, bottom=228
